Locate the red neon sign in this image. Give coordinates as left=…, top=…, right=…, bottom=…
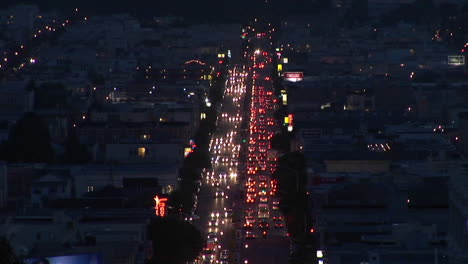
left=284, top=72, right=304, bottom=79
left=154, top=195, right=168, bottom=217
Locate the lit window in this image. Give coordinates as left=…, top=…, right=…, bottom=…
left=87, top=186, right=94, bottom=192
left=138, top=147, right=146, bottom=158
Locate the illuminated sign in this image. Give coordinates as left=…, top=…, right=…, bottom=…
left=281, top=89, right=287, bottom=105
left=284, top=72, right=303, bottom=82
left=154, top=195, right=168, bottom=217
left=448, top=55, right=465, bottom=66
left=317, top=250, right=324, bottom=258
left=285, top=114, right=293, bottom=125
left=184, top=147, right=193, bottom=157
left=277, top=64, right=283, bottom=72
left=185, top=59, right=207, bottom=65
left=282, top=58, right=289, bottom=64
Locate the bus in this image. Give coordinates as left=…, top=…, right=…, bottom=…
left=258, top=203, right=270, bottom=219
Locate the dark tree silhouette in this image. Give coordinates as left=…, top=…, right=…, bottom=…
left=62, top=130, right=91, bottom=164
left=273, top=152, right=309, bottom=239
left=0, top=236, right=21, bottom=264
left=4, top=112, right=54, bottom=163
left=271, top=132, right=291, bottom=153
left=148, top=217, right=203, bottom=264
left=183, top=150, right=211, bottom=170
left=34, top=82, right=70, bottom=110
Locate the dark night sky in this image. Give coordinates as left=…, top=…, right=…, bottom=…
left=1, top=0, right=323, bottom=22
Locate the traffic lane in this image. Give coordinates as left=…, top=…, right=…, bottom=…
left=195, top=182, right=220, bottom=235
left=242, top=231, right=290, bottom=264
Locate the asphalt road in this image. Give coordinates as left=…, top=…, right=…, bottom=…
left=194, top=25, right=289, bottom=264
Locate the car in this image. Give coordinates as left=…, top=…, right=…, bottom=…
left=259, top=197, right=268, bottom=203
left=220, top=172, right=227, bottom=179
left=211, top=180, right=220, bottom=187
left=274, top=222, right=284, bottom=228
left=202, top=248, right=215, bottom=261
left=245, top=215, right=255, bottom=222
left=220, top=249, right=229, bottom=260
left=208, top=220, right=218, bottom=227
left=245, top=230, right=256, bottom=239
left=247, top=187, right=256, bottom=194
left=210, top=212, right=220, bottom=219
left=259, top=220, right=269, bottom=229
left=224, top=208, right=233, bottom=218
left=215, top=190, right=225, bottom=198
left=245, top=208, right=255, bottom=216
left=184, top=214, right=200, bottom=222
left=244, top=221, right=254, bottom=228
left=207, top=233, right=218, bottom=242
left=273, top=216, right=283, bottom=221
left=207, top=237, right=217, bottom=248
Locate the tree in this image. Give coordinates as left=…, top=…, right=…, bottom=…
left=271, top=132, right=291, bottom=153
left=183, top=150, right=210, bottom=170
left=274, top=152, right=309, bottom=240
left=168, top=189, right=184, bottom=214
left=34, top=82, right=70, bottom=110
left=147, top=217, right=203, bottom=264
left=0, top=236, right=21, bottom=264
left=4, top=112, right=54, bottom=163
left=179, top=166, right=202, bottom=183
left=62, top=130, right=91, bottom=164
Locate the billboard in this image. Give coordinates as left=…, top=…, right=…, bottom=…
left=448, top=55, right=465, bottom=66
left=25, top=254, right=103, bottom=264
left=283, top=72, right=303, bottom=82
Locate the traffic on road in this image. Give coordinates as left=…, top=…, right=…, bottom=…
left=191, top=21, right=289, bottom=264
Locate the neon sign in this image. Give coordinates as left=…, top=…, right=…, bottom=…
left=154, top=195, right=168, bottom=217
left=185, top=60, right=207, bottom=65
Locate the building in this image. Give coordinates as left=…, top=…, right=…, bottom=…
left=448, top=163, right=468, bottom=263
left=313, top=177, right=448, bottom=264
left=30, top=172, right=73, bottom=208
left=77, top=163, right=179, bottom=196
left=0, top=208, right=150, bottom=264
